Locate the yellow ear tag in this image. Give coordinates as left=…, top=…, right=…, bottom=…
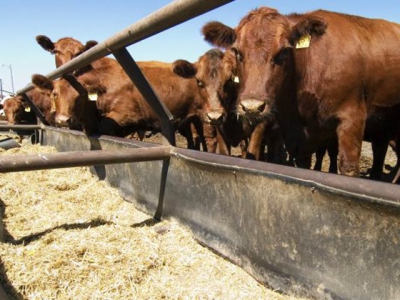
left=25, top=107, right=31, bottom=112
left=88, top=93, right=98, bottom=101
left=233, top=76, right=240, bottom=83
left=296, top=34, right=311, bottom=49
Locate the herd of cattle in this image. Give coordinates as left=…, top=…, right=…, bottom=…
left=1, top=6, right=400, bottom=183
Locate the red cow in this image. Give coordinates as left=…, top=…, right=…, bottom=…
left=31, top=58, right=207, bottom=146
left=173, top=48, right=287, bottom=163
left=173, top=49, right=242, bottom=155
left=202, top=7, right=400, bottom=177
left=36, top=35, right=206, bottom=149
left=3, top=90, right=54, bottom=125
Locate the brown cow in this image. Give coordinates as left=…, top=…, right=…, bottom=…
left=173, top=48, right=287, bottom=163
left=31, top=57, right=208, bottom=146
left=2, top=89, right=54, bottom=125
left=36, top=35, right=206, bottom=149
left=202, top=7, right=400, bottom=177
left=173, top=49, right=241, bottom=155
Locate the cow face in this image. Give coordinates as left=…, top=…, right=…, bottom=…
left=173, top=49, right=238, bottom=125
left=36, top=35, right=98, bottom=67
left=31, top=75, right=86, bottom=128
left=202, top=7, right=326, bottom=125
left=3, top=96, right=25, bottom=124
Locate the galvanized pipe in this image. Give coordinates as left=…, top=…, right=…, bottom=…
left=0, top=146, right=171, bottom=173
left=0, top=124, right=42, bottom=130
left=16, top=0, right=234, bottom=95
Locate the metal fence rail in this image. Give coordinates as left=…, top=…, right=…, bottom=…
left=0, top=146, right=171, bottom=172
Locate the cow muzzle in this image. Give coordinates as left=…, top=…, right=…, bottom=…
left=205, top=111, right=224, bottom=125
left=55, top=114, right=72, bottom=127
left=240, top=99, right=266, bottom=116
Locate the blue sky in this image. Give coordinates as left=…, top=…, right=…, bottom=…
left=0, top=0, right=399, bottom=95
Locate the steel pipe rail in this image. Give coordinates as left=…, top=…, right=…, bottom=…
left=0, top=124, right=42, bottom=130
left=0, top=146, right=171, bottom=172
left=16, top=0, right=234, bottom=95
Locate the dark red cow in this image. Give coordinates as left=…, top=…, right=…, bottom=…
left=173, top=48, right=287, bottom=163
left=202, top=7, right=400, bottom=177
left=31, top=58, right=207, bottom=145
left=2, top=89, right=54, bottom=125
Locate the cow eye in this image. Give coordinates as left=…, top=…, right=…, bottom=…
left=196, top=78, right=204, bottom=88
left=273, top=47, right=292, bottom=65
left=232, top=47, right=243, bottom=63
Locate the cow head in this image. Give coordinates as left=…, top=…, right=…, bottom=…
left=36, top=35, right=98, bottom=67
left=202, top=7, right=327, bottom=124
left=2, top=96, right=26, bottom=124
left=32, top=74, right=102, bottom=135
left=31, top=75, right=84, bottom=127
left=173, top=49, right=238, bottom=125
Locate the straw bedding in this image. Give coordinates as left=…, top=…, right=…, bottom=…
left=0, top=140, right=309, bottom=300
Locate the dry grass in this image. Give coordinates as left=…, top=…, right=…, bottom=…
left=0, top=143, right=309, bottom=300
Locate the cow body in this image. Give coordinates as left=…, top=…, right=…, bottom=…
left=32, top=58, right=206, bottom=143
left=202, top=7, right=400, bottom=176
left=36, top=35, right=206, bottom=149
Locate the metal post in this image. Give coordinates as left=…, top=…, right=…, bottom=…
left=0, top=79, right=3, bottom=100
left=2, top=64, right=14, bottom=94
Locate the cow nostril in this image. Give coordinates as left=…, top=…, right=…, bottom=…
left=258, top=102, right=266, bottom=112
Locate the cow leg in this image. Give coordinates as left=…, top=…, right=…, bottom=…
left=246, top=122, right=267, bottom=160
left=240, top=139, right=249, bottom=158
left=313, top=146, right=325, bottom=171
left=370, top=140, right=389, bottom=180
left=295, top=153, right=312, bottom=169
left=390, top=137, right=400, bottom=183
left=327, top=140, right=338, bottom=174
left=336, top=107, right=366, bottom=176
left=190, top=121, right=202, bottom=150
left=202, top=123, right=216, bottom=153
left=216, top=127, right=231, bottom=155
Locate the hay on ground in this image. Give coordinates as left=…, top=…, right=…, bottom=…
left=0, top=144, right=308, bottom=300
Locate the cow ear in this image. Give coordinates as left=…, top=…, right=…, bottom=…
left=291, top=17, right=327, bottom=45
left=172, top=60, right=197, bottom=78
left=36, top=35, right=55, bottom=52
left=31, top=74, right=53, bottom=96
left=84, top=40, right=98, bottom=52
left=202, top=21, right=236, bottom=48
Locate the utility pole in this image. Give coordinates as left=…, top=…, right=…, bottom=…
left=0, top=79, right=3, bottom=100
left=2, top=64, right=14, bottom=95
